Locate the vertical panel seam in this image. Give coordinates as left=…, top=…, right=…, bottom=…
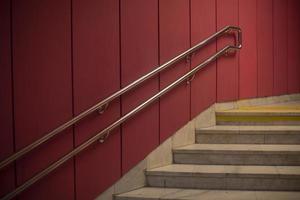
left=287, top=0, right=289, bottom=93
left=256, top=0, right=258, bottom=97
left=214, top=0, right=217, bottom=103
left=70, top=0, right=76, bottom=199
left=189, top=0, right=192, bottom=120
left=215, top=0, right=218, bottom=102
left=254, top=0, right=258, bottom=98
left=119, top=0, right=123, bottom=176
left=272, top=0, right=275, bottom=96
left=237, top=0, right=240, bottom=99
left=256, top=0, right=259, bottom=96
left=286, top=0, right=288, bottom=93
left=10, top=0, right=18, bottom=192
left=272, top=0, right=275, bottom=95
left=266, top=0, right=275, bottom=96
left=157, top=0, right=161, bottom=144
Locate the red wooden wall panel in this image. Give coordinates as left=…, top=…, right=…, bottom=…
left=72, top=0, right=121, bottom=199
left=12, top=0, right=74, bottom=199
left=2, top=0, right=300, bottom=199
left=121, top=0, right=159, bottom=173
left=0, top=0, right=15, bottom=197
left=216, top=0, right=239, bottom=102
left=191, top=0, right=216, bottom=117
left=159, top=0, right=190, bottom=142
left=239, top=0, right=257, bottom=99
left=257, top=0, right=274, bottom=97
left=287, top=0, right=300, bottom=93
left=273, top=0, right=288, bottom=95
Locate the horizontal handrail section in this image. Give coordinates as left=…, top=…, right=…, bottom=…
left=0, top=26, right=242, bottom=200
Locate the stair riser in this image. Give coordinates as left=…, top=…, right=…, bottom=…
left=147, top=175, right=300, bottom=191
left=173, top=153, right=300, bottom=166
left=196, top=133, right=300, bottom=144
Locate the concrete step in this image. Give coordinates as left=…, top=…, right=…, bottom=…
left=115, top=187, right=300, bottom=200
left=196, top=125, right=300, bottom=144
left=216, top=111, right=300, bottom=125
left=146, top=164, right=300, bottom=191
left=173, top=144, right=300, bottom=165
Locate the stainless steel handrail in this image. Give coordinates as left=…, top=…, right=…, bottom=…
left=1, top=26, right=242, bottom=200
left=0, top=25, right=241, bottom=171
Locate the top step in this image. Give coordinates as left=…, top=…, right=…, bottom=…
left=216, top=101, right=300, bottom=125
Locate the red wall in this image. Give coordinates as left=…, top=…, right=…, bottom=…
left=13, top=0, right=74, bottom=199
left=159, top=0, right=190, bottom=142
left=0, top=0, right=15, bottom=197
left=273, top=0, right=288, bottom=95
left=239, top=0, right=257, bottom=99
left=72, top=0, right=121, bottom=199
left=191, top=0, right=216, bottom=116
left=217, top=0, right=239, bottom=102
left=288, top=0, right=300, bottom=93
left=121, top=0, right=159, bottom=173
left=1, top=0, right=300, bottom=199
left=257, top=0, right=274, bottom=97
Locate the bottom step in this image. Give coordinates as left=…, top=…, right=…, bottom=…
left=115, top=187, right=300, bottom=200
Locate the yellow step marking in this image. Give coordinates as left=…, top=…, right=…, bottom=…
left=217, top=115, right=300, bottom=122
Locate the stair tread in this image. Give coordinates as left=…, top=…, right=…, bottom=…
left=196, top=125, right=300, bottom=134
left=146, top=164, right=300, bottom=177
left=174, top=144, right=300, bottom=154
left=115, top=187, right=300, bottom=200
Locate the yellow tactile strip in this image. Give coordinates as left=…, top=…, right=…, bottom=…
left=236, top=101, right=300, bottom=112
left=216, top=115, right=300, bottom=123
left=217, top=101, right=300, bottom=122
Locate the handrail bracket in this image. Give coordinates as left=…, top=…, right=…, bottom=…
left=186, top=74, right=196, bottom=85
left=98, top=131, right=110, bottom=143
left=97, top=103, right=109, bottom=115
left=185, top=53, right=195, bottom=63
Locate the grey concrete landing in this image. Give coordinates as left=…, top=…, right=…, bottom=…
left=115, top=187, right=300, bottom=200
left=196, top=125, right=300, bottom=144
left=173, top=144, right=300, bottom=165
left=146, top=164, right=300, bottom=191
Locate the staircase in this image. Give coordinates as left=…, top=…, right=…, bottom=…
left=115, top=101, right=300, bottom=200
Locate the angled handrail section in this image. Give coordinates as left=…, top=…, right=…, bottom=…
left=0, top=25, right=241, bottom=170
left=0, top=25, right=242, bottom=200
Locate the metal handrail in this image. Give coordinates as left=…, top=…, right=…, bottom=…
left=0, top=25, right=241, bottom=171
left=0, top=26, right=242, bottom=200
